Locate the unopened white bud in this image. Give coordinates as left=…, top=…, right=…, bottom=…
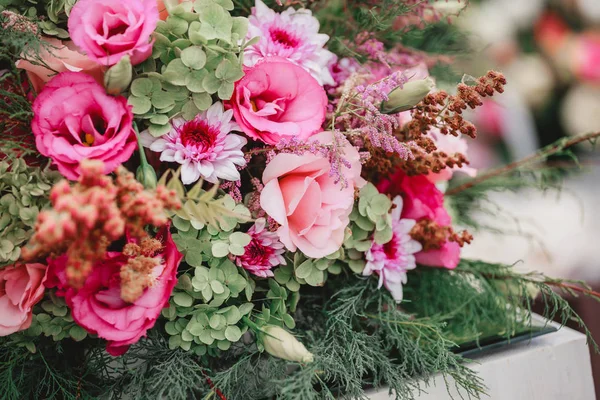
left=262, top=325, right=314, bottom=363
left=381, top=77, right=435, bottom=114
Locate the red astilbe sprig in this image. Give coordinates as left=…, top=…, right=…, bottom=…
left=409, top=218, right=473, bottom=251
left=22, top=159, right=181, bottom=290
left=404, top=71, right=506, bottom=141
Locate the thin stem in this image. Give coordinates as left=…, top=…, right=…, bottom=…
left=446, top=131, right=600, bottom=196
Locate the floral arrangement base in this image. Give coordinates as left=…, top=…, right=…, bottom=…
left=367, top=321, right=594, bottom=400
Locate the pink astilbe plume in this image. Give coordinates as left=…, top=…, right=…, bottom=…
left=22, top=160, right=180, bottom=290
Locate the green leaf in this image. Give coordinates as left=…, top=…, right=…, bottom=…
left=188, top=21, right=206, bottom=45
left=128, top=95, right=152, bottom=115
left=181, top=100, right=200, bottom=120
left=197, top=3, right=232, bottom=42
left=210, top=280, right=225, bottom=294
left=229, top=232, right=251, bottom=247
left=149, top=114, right=170, bottom=125
left=186, top=70, right=208, bottom=93
left=216, top=59, right=244, bottom=82
left=283, top=314, right=296, bottom=329
left=348, top=259, right=366, bottom=274
left=370, top=195, right=392, bottom=215
left=238, top=304, right=254, bottom=316
left=164, top=59, right=190, bottom=86
left=151, top=91, right=175, bottom=109
left=165, top=321, right=179, bottom=335
left=130, top=78, right=154, bottom=97
left=374, top=225, right=393, bottom=245
left=209, top=314, right=226, bottom=330
left=173, top=292, right=194, bottom=307
left=166, top=16, right=189, bottom=35
left=305, top=269, right=325, bottom=287
left=69, top=325, right=87, bottom=342
left=192, top=92, right=212, bottom=110
left=212, top=242, right=230, bottom=258
left=224, top=325, right=242, bottom=342
left=203, top=72, right=222, bottom=94
left=231, top=17, right=248, bottom=39
left=218, top=82, right=234, bottom=100
left=181, top=46, right=207, bottom=70
left=148, top=123, right=172, bottom=137
left=169, top=334, right=182, bottom=349
left=185, top=251, right=204, bottom=267
left=295, top=260, right=314, bottom=280
left=228, top=244, right=245, bottom=256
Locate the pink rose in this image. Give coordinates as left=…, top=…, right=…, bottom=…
left=32, top=72, right=137, bottom=180
left=16, top=37, right=104, bottom=93
left=231, top=57, right=327, bottom=145
left=68, top=0, right=158, bottom=66
left=260, top=131, right=365, bottom=258
left=378, top=170, right=460, bottom=269
left=48, top=227, right=182, bottom=355
left=0, top=263, right=47, bottom=336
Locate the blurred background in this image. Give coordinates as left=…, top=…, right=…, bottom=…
left=452, top=0, right=600, bottom=394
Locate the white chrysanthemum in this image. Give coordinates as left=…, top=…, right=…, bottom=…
left=362, top=196, right=422, bottom=303
left=244, top=0, right=336, bottom=86
left=140, top=102, right=247, bottom=184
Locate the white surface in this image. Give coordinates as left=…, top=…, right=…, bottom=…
left=367, top=324, right=595, bottom=400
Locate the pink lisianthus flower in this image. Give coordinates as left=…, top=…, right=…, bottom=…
left=363, top=197, right=422, bottom=303
left=141, top=102, right=247, bottom=184
left=31, top=72, right=137, bottom=180
left=47, top=227, right=182, bottom=356
left=245, top=0, right=336, bottom=86
left=235, top=218, right=286, bottom=278
left=231, top=57, right=328, bottom=145
left=68, top=0, right=158, bottom=66
left=16, top=37, right=105, bottom=94
left=378, top=170, right=460, bottom=269
left=0, top=263, right=47, bottom=336
left=260, top=131, right=365, bottom=258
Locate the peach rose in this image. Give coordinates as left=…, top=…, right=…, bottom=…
left=260, top=131, right=365, bottom=258
left=16, top=37, right=104, bottom=94
left=0, top=263, right=47, bottom=336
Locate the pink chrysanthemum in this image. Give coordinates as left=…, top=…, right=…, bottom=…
left=244, top=0, right=336, bottom=86
left=362, top=196, right=422, bottom=303
left=141, top=102, right=247, bottom=184
left=235, top=218, right=286, bottom=278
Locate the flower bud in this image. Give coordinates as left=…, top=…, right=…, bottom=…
left=261, top=325, right=314, bottom=363
left=381, top=77, right=435, bottom=114
left=136, top=163, right=157, bottom=189
left=104, top=55, right=133, bottom=95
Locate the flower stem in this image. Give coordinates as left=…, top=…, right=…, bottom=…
left=446, top=131, right=600, bottom=196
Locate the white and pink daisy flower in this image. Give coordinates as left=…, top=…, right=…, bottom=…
left=140, top=102, right=247, bottom=185
left=244, top=0, right=336, bottom=86
left=362, top=196, right=423, bottom=303
left=235, top=218, right=286, bottom=278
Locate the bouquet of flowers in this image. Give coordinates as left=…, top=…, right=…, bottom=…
left=1, top=0, right=599, bottom=399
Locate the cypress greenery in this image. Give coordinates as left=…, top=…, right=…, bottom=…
left=2, top=258, right=597, bottom=400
